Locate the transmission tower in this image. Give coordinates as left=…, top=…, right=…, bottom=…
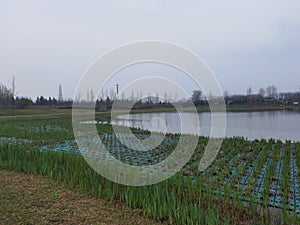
left=58, top=84, right=63, bottom=102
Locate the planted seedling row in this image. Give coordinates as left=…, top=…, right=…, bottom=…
left=268, top=143, right=285, bottom=209
left=249, top=141, right=274, bottom=203
left=36, top=130, right=300, bottom=216
left=289, top=144, right=300, bottom=215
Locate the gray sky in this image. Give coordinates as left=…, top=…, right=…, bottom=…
left=1, top=0, right=300, bottom=100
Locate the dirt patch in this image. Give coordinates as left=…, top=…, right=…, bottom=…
left=0, top=170, right=164, bottom=225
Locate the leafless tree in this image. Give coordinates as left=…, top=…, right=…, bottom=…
left=258, top=88, right=266, bottom=97
left=247, top=87, right=252, bottom=96
left=110, top=88, right=116, bottom=100
left=90, top=89, right=94, bottom=102
left=224, top=90, right=229, bottom=98
left=0, top=83, right=13, bottom=105
left=266, top=85, right=278, bottom=98
left=131, top=89, right=135, bottom=102
left=86, top=89, right=90, bottom=102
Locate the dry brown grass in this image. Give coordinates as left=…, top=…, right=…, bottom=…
left=0, top=170, right=164, bottom=225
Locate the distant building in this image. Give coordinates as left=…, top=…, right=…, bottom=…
left=264, top=97, right=277, bottom=104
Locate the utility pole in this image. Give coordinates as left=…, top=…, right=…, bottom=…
left=116, top=84, right=119, bottom=95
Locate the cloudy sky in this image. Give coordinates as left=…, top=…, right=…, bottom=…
left=1, top=0, right=300, bottom=100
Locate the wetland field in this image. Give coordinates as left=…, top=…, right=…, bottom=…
left=1, top=112, right=300, bottom=224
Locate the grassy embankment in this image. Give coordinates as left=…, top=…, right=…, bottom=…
left=0, top=103, right=299, bottom=117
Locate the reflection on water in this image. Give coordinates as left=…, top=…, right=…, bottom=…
left=95, top=111, right=300, bottom=141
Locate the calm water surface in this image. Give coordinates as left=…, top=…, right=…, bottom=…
left=108, top=111, right=300, bottom=141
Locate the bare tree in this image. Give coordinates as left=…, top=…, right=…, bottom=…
left=101, top=88, right=104, bottom=99
left=247, top=87, right=252, bottom=96
left=110, top=88, right=115, bottom=100
left=0, top=83, right=14, bottom=105
left=139, top=91, right=143, bottom=101
left=86, top=89, right=90, bottom=102
left=75, top=91, right=81, bottom=103
left=246, top=87, right=252, bottom=102
left=147, top=93, right=152, bottom=104
left=258, top=88, right=266, bottom=97
left=131, top=89, right=135, bottom=102
left=90, top=89, right=94, bottom=102
left=224, top=90, right=229, bottom=98
left=266, top=85, right=278, bottom=98
left=168, top=93, right=172, bottom=103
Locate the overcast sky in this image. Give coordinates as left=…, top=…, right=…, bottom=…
left=1, top=0, right=300, bottom=100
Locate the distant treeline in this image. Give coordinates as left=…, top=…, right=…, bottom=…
left=0, top=83, right=72, bottom=109
left=223, top=85, right=300, bottom=105
left=1, top=82, right=300, bottom=110
left=35, top=96, right=72, bottom=106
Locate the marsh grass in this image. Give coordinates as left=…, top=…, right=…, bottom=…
left=1, top=115, right=300, bottom=224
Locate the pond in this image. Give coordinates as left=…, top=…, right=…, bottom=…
left=104, top=110, right=300, bottom=141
